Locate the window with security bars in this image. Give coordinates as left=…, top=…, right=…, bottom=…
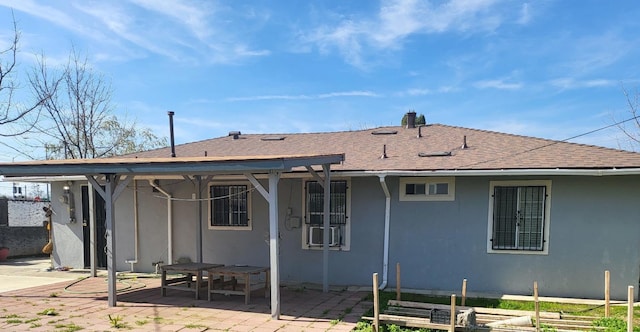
left=491, top=185, right=546, bottom=251
left=306, top=180, right=347, bottom=225
left=209, top=184, right=250, bottom=228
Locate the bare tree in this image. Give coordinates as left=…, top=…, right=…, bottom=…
left=28, top=49, right=165, bottom=159
left=0, top=15, right=47, bottom=137
left=615, top=86, right=640, bottom=150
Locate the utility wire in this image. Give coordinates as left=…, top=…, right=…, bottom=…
left=460, top=115, right=640, bottom=168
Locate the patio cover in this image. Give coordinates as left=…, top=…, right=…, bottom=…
left=0, top=153, right=344, bottom=319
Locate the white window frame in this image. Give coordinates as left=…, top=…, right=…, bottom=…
left=208, top=182, right=252, bottom=230
left=301, top=178, right=351, bottom=251
left=487, top=180, right=552, bottom=255
left=399, top=177, right=455, bottom=201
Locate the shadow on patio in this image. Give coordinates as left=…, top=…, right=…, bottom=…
left=0, top=275, right=371, bottom=331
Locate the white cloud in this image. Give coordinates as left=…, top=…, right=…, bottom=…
left=517, top=3, right=531, bottom=25
left=474, top=79, right=522, bottom=90
left=226, top=91, right=380, bottom=102
left=549, top=78, right=617, bottom=90
left=301, top=0, right=505, bottom=68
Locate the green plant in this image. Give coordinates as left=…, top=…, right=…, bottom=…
left=108, top=314, right=128, bottom=329
left=38, top=308, right=59, bottom=316
left=135, top=319, right=149, bottom=326
left=591, top=317, right=640, bottom=331
left=6, top=318, right=22, bottom=324
left=54, top=322, right=83, bottom=332
left=185, top=323, right=207, bottom=329
left=330, top=319, right=340, bottom=325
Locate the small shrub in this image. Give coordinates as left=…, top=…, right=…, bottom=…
left=37, top=308, right=59, bottom=316
left=108, top=314, right=128, bottom=329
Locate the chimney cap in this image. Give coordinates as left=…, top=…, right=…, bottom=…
left=406, top=111, right=417, bottom=129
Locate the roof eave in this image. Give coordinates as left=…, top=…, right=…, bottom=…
left=338, top=168, right=640, bottom=177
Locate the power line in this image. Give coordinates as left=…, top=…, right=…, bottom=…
left=460, top=115, right=640, bottom=168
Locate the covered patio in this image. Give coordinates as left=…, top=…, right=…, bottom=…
left=0, top=269, right=369, bottom=331
left=0, top=153, right=345, bottom=320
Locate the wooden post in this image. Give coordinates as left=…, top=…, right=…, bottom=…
left=605, top=270, right=611, bottom=318
left=450, top=294, right=456, bottom=332
left=396, top=263, right=401, bottom=301
left=461, top=279, right=467, bottom=306
left=628, top=285, right=634, bottom=332
left=373, top=273, right=380, bottom=332
left=534, top=281, right=540, bottom=332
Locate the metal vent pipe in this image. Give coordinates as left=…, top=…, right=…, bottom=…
left=168, top=111, right=176, bottom=157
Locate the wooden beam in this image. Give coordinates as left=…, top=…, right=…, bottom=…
left=245, top=173, right=269, bottom=200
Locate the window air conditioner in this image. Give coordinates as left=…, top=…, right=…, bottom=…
left=309, top=226, right=340, bottom=246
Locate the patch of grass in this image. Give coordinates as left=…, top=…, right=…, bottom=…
left=30, top=322, right=42, bottom=328
left=4, top=313, right=21, bottom=318
left=185, top=323, right=207, bottom=329
left=6, top=318, right=22, bottom=324
left=108, top=314, right=128, bottom=329
left=54, top=322, right=83, bottom=332
left=135, top=319, right=149, bottom=326
left=25, top=317, right=40, bottom=323
left=37, top=308, right=59, bottom=316
left=152, top=316, right=165, bottom=323
left=330, top=319, right=341, bottom=325
left=591, top=317, right=640, bottom=332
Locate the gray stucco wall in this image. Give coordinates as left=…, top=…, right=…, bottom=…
left=50, top=174, right=640, bottom=300
left=388, top=175, right=640, bottom=301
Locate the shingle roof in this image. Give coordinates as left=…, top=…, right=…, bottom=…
left=130, top=124, right=640, bottom=171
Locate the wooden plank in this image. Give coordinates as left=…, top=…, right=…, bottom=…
left=373, top=273, right=379, bottom=332
left=388, top=300, right=561, bottom=319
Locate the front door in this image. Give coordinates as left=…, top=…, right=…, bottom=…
left=81, top=186, right=107, bottom=269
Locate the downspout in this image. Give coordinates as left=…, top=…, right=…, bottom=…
left=378, top=175, right=391, bottom=290
left=125, top=180, right=139, bottom=272
left=149, top=180, right=173, bottom=264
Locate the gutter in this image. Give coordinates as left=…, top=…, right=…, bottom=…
left=338, top=168, right=640, bottom=177
left=149, top=180, right=173, bottom=264
left=378, top=175, right=391, bottom=290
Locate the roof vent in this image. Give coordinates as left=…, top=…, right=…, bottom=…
left=381, top=144, right=388, bottom=159
left=372, top=130, right=398, bottom=135
left=417, top=126, right=422, bottom=138
left=261, top=136, right=286, bottom=141
left=228, top=131, right=241, bottom=139
left=461, top=135, right=468, bottom=149
left=418, top=151, right=452, bottom=157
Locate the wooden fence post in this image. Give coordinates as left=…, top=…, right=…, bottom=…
left=534, top=281, right=540, bottom=332
left=450, top=294, right=456, bottom=332
left=396, top=263, right=401, bottom=301
left=628, top=285, right=633, bottom=332
left=605, top=270, right=610, bottom=318
left=461, top=279, right=467, bottom=307
left=373, top=273, right=379, bottom=332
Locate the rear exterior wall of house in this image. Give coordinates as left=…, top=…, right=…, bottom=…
left=49, top=174, right=640, bottom=300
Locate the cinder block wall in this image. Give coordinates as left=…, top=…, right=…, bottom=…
left=0, top=226, right=48, bottom=256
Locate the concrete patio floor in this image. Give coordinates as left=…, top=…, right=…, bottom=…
left=0, top=260, right=371, bottom=332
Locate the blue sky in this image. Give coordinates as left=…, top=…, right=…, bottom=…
left=0, top=0, right=640, bottom=161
